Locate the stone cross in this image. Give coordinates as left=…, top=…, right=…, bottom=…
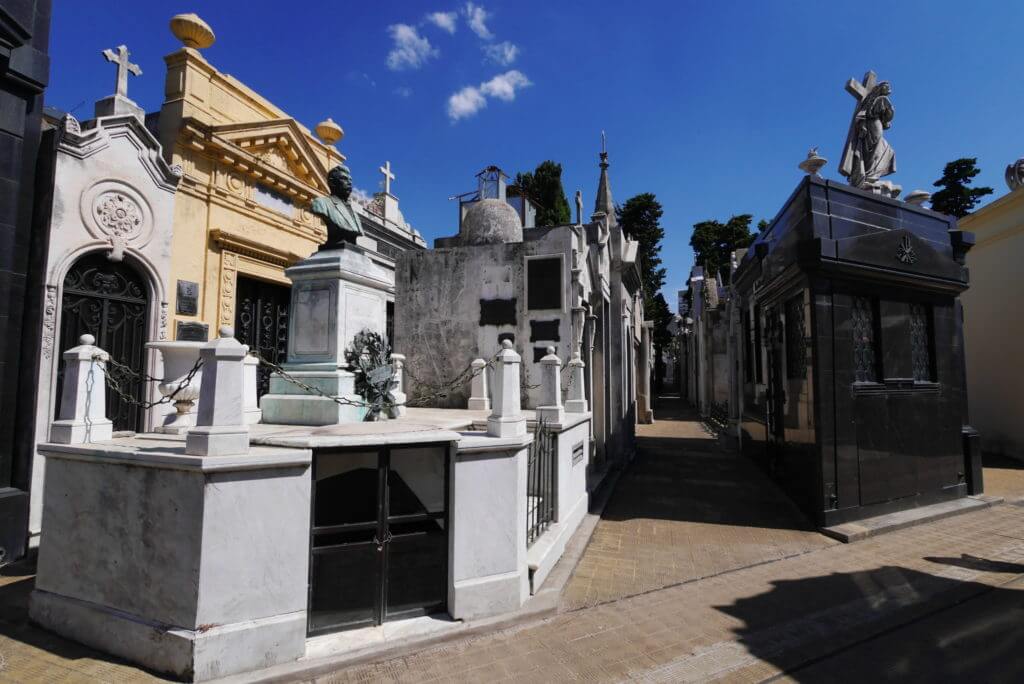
left=574, top=190, right=583, bottom=225
left=102, top=45, right=142, bottom=99
left=845, top=70, right=877, bottom=105
left=379, top=160, right=395, bottom=195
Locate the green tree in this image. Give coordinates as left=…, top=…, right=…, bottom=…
left=931, top=158, right=994, bottom=218
left=514, top=160, right=571, bottom=226
left=689, top=214, right=757, bottom=284
left=617, top=194, right=673, bottom=387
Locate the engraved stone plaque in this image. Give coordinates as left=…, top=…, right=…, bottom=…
left=176, top=280, right=199, bottom=315
left=293, top=285, right=332, bottom=355
left=176, top=321, right=208, bottom=342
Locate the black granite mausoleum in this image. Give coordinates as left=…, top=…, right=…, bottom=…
left=733, top=176, right=980, bottom=526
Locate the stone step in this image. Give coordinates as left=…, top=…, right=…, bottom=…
left=820, top=494, right=1004, bottom=543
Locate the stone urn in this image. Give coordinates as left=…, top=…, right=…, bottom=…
left=145, top=341, right=204, bottom=434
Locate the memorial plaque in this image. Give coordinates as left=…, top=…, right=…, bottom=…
left=176, top=280, right=199, bottom=315
left=530, top=319, right=560, bottom=342
left=480, top=298, right=517, bottom=326
left=176, top=321, right=209, bottom=342
left=572, top=441, right=585, bottom=466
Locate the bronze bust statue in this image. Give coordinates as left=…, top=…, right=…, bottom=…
left=311, top=164, right=364, bottom=249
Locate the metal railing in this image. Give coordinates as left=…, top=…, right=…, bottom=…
left=526, top=419, right=557, bottom=547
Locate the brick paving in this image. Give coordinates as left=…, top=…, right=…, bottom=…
left=981, top=452, right=1024, bottom=502
left=2, top=398, right=1024, bottom=682
left=561, top=397, right=834, bottom=610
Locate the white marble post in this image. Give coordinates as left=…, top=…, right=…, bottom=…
left=390, top=353, right=407, bottom=416
left=242, top=353, right=262, bottom=425
left=536, top=347, right=565, bottom=424
left=50, top=335, right=113, bottom=444
left=467, top=358, right=491, bottom=411
left=186, top=327, right=249, bottom=456
left=487, top=341, right=526, bottom=438
left=565, top=355, right=588, bottom=414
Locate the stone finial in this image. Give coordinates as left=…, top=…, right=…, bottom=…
left=798, top=147, right=827, bottom=177
left=170, top=13, right=216, bottom=49
left=487, top=341, right=526, bottom=437
left=50, top=335, right=113, bottom=444
left=390, top=353, right=408, bottom=416
left=904, top=190, right=931, bottom=206
left=536, top=347, right=564, bottom=424
left=467, top=358, right=491, bottom=411
left=1007, top=158, right=1024, bottom=192
left=315, top=117, right=344, bottom=145
left=186, top=331, right=250, bottom=456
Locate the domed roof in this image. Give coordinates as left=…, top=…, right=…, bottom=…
left=462, top=199, right=522, bottom=245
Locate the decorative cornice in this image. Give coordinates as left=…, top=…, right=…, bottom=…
left=179, top=118, right=326, bottom=202
left=210, top=228, right=308, bottom=268
left=58, top=114, right=181, bottom=192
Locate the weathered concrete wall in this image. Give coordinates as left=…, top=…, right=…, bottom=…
left=395, top=227, right=575, bottom=409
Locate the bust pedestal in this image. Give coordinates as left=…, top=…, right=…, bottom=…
left=260, top=244, right=392, bottom=425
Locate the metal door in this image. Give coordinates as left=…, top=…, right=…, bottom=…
left=234, top=275, right=289, bottom=398
left=55, top=253, right=149, bottom=432
left=308, top=444, right=449, bottom=635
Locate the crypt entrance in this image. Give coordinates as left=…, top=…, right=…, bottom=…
left=56, top=252, right=150, bottom=432
left=234, top=274, right=290, bottom=399
left=308, top=443, right=450, bottom=635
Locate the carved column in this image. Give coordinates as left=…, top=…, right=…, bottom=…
left=219, top=251, right=238, bottom=330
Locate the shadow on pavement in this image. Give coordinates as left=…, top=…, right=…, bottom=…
left=924, top=554, right=1024, bottom=575
left=715, top=565, right=1024, bottom=683
left=600, top=394, right=817, bottom=532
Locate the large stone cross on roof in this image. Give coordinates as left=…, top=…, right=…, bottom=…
left=102, top=45, right=142, bottom=99
left=845, top=70, right=877, bottom=105
left=379, top=160, right=395, bottom=196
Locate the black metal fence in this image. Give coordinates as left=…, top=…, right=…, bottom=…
left=526, top=420, right=557, bottom=547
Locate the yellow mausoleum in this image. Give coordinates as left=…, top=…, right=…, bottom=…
left=156, top=13, right=338, bottom=341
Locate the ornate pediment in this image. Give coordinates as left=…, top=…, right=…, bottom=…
left=180, top=117, right=334, bottom=202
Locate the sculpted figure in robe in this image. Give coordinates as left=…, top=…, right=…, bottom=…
left=840, top=81, right=896, bottom=189
left=311, top=164, right=364, bottom=248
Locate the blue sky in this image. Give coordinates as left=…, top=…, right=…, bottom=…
left=48, top=1, right=1024, bottom=306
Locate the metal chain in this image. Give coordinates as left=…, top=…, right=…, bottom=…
left=96, top=354, right=203, bottom=410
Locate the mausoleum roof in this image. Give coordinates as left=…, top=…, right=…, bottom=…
left=461, top=198, right=523, bottom=245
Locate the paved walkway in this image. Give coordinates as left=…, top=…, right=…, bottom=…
left=2, top=399, right=1024, bottom=682
left=561, top=397, right=833, bottom=611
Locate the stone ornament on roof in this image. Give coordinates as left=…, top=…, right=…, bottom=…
left=1006, top=158, right=1024, bottom=191
left=170, top=13, right=216, bottom=49
left=315, top=117, right=344, bottom=146
left=840, top=71, right=896, bottom=190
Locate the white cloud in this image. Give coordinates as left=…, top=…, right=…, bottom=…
left=483, top=40, right=518, bottom=65
left=464, top=2, right=493, bottom=40
left=386, top=24, right=438, bottom=70
left=394, top=86, right=413, bottom=98
left=479, top=70, right=531, bottom=101
left=351, top=187, right=374, bottom=206
left=426, top=11, right=458, bottom=33
left=447, top=70, right=531, bottom=121
left=447, top=86, right=487, bottom=121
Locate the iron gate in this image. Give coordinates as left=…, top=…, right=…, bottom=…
left=55, top=252, right=149, bottom=432
left=235, top=275, right=289, bottom=398
left=526, top=420, right=557, bottom=547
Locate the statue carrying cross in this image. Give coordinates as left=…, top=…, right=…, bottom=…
left=839, top=70, right=896, bottom=189
left=102, top=45, right=142, bottom=99
left=379, top=160, right=395, bottom=196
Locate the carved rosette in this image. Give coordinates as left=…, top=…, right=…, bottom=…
left=80, top=179, right=154, bottom=260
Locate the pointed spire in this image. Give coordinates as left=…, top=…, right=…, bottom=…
left=594, top=130, right=615, bottom=220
